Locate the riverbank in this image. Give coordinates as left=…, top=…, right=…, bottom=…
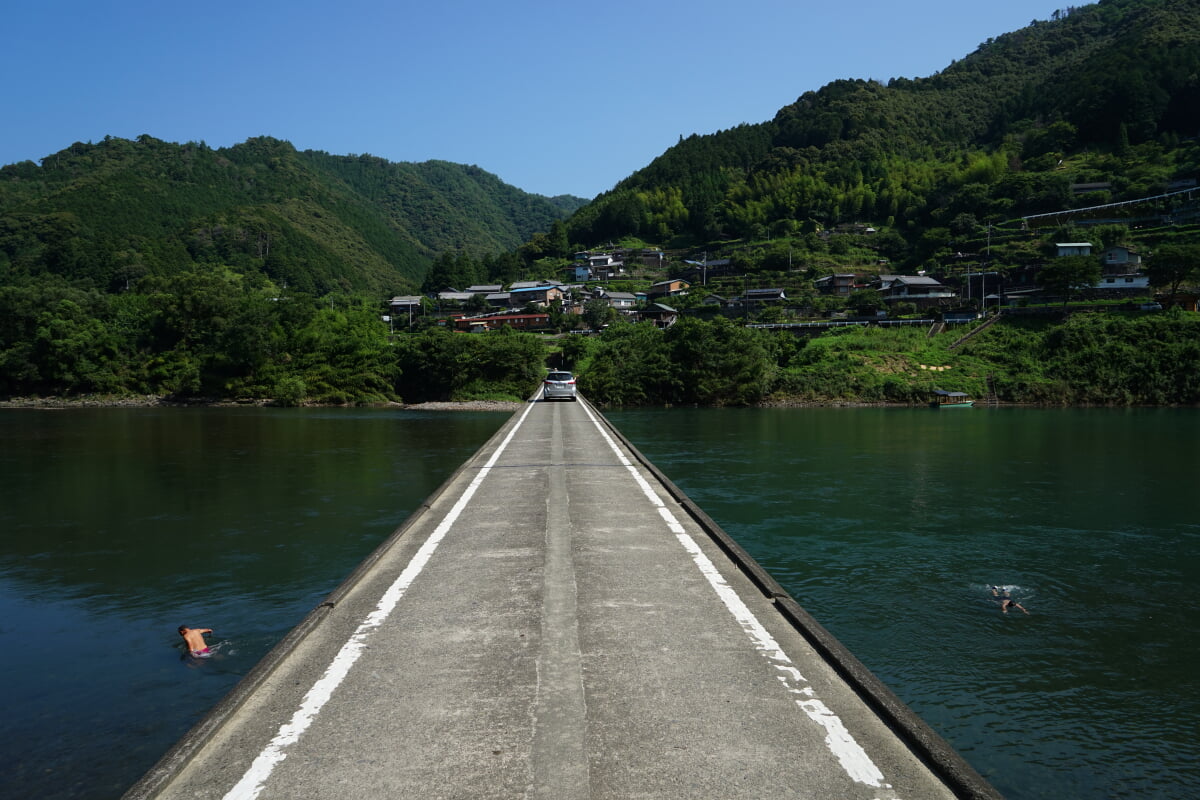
left=0, top=395, right=526, bottom=412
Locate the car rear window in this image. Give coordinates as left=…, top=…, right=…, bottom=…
left=546, top=372, right=573, bottom=381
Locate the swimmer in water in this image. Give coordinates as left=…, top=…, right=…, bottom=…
left=991, top=587, right=1029, bottom=615
left=179, top=625, right=214, bottom=656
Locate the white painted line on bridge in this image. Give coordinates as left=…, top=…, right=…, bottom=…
left=580, top=403, right=897, bottom=796
left=222, top=402, right=537, bottom=800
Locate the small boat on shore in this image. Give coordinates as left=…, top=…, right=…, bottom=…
left=930, top=389, right=974, bottom=408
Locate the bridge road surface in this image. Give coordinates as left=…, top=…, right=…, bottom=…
left=127, top=397, right=999, bottom=800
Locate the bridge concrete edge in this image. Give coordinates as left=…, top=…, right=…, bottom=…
left=121, top=403, right=534, bottom=800
left=586, top=400, right=1004, bottom=800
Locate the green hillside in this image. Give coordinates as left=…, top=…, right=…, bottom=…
left=0, top=136, right=582, bottom=296
left=566, top=0, right=1200, bottom=267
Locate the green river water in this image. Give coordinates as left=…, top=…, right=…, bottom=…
left=0, top=405, right=1196, bottom=799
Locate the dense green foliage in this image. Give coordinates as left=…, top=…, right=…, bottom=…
left=566, top=0, right=1200, bottom=261
left=0, top=273, right=546, bottom=404
left=394, top=327, right=547, bottom=402
left=963, top=311, right=1200, bottom=404
left=563, top=317, right=772, bottom=406
left=567, top=313, right=1200, bottom=407
left=0, top=136, right=581, bottom=297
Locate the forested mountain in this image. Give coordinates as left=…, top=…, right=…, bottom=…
left=568, top=0, right=1200, bottom=258
left=0, top=136, right=583, bottom=296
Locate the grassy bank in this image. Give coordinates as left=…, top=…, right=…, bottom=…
left=565, top=311, right=1200, bottom=407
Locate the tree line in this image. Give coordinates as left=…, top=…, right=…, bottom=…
left=0, top=272, right=546, bottom=405
left=562, top=311, right=1200, bottom=407
left=3, top=268, right=1197, bottom=408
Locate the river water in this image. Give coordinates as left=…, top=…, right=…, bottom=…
left=0, top=406, right=1196, bottom=799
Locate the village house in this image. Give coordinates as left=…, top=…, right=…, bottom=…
left=455, top=312, right=549, bottom=332
left=567, top=253, right=626, bottom=282
left=1094, top=244, right=1149, bottom=291
left=874, top=275, right=957, bottom=305
left=638, top=303, right=678, bottom=328
left=1163, top=291, right=1199, bottom=311
left=564, top=264, right=591, bottom=282
left=388, top=296, right=423, bottom=315
left=1096, top=273, right=1150, bottom=290
left=484, top=292, right=511, bottom=308
left=587, top=253, right=624, bottom=275
left=815, top=274, right=858, bottom=296
left=635, top=249, right=667, bottom=268
left=596, top=289, right=638, bottom=311
left=739, top=288, right=788, bottom=305
left=1103, top=245, right=1142, bottom=269
left=507, top=284, right=564, bottom=307
left=592, top=263, right=624, bottom=281
left=646, top=278, right=691, bottom=299
left=386, top=296, right=423, bottom=328
left=1056, top=242, right=1093, bottom=257
left=509, top=279, right=563, bottom=291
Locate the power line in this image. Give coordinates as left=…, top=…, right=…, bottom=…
left=1021, top=186, right=1198, bottom=224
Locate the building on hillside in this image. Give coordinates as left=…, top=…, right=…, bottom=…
left=387, top=296, right=423, bottom=328
left=509, top=280, right=563, bottom=290
left=815, top=273, right=858, bottom=296
left=1056, top=242, right=1093, bottom=257
left=1162, top=291, right=1198, bottom=311
left=565, top=264, right=592, bottom=282
left=875, top=275, right=957, bottom=304
left=1095, top=274, right=1149, bottom=290
left=1102, top=245, right=1142, bottom=269
left=739, top=288, right=788, bottom=305
left=455, top=312, right=549, bottom=332
left=485, top=292, right=512, bottom=308
left=646, top=278, right=690, bottom=299
left=636, top=249, right=667, bottom=268
left=594, top=263, right=624, bottom=281
left=508, top=284, right=564, bottom=307
left=1093, top=245, right=1148, bottom=292
left=388, top=296, right=423, bottom=314
left=638, top=303, right=678, bottom=328
left=599, top=291, right=638, bottom=310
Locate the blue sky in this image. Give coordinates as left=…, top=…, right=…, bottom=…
left=3, top=0, right=1057, bottom=199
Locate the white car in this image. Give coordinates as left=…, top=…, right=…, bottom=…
left=542, top=371, right=577, bottom=401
